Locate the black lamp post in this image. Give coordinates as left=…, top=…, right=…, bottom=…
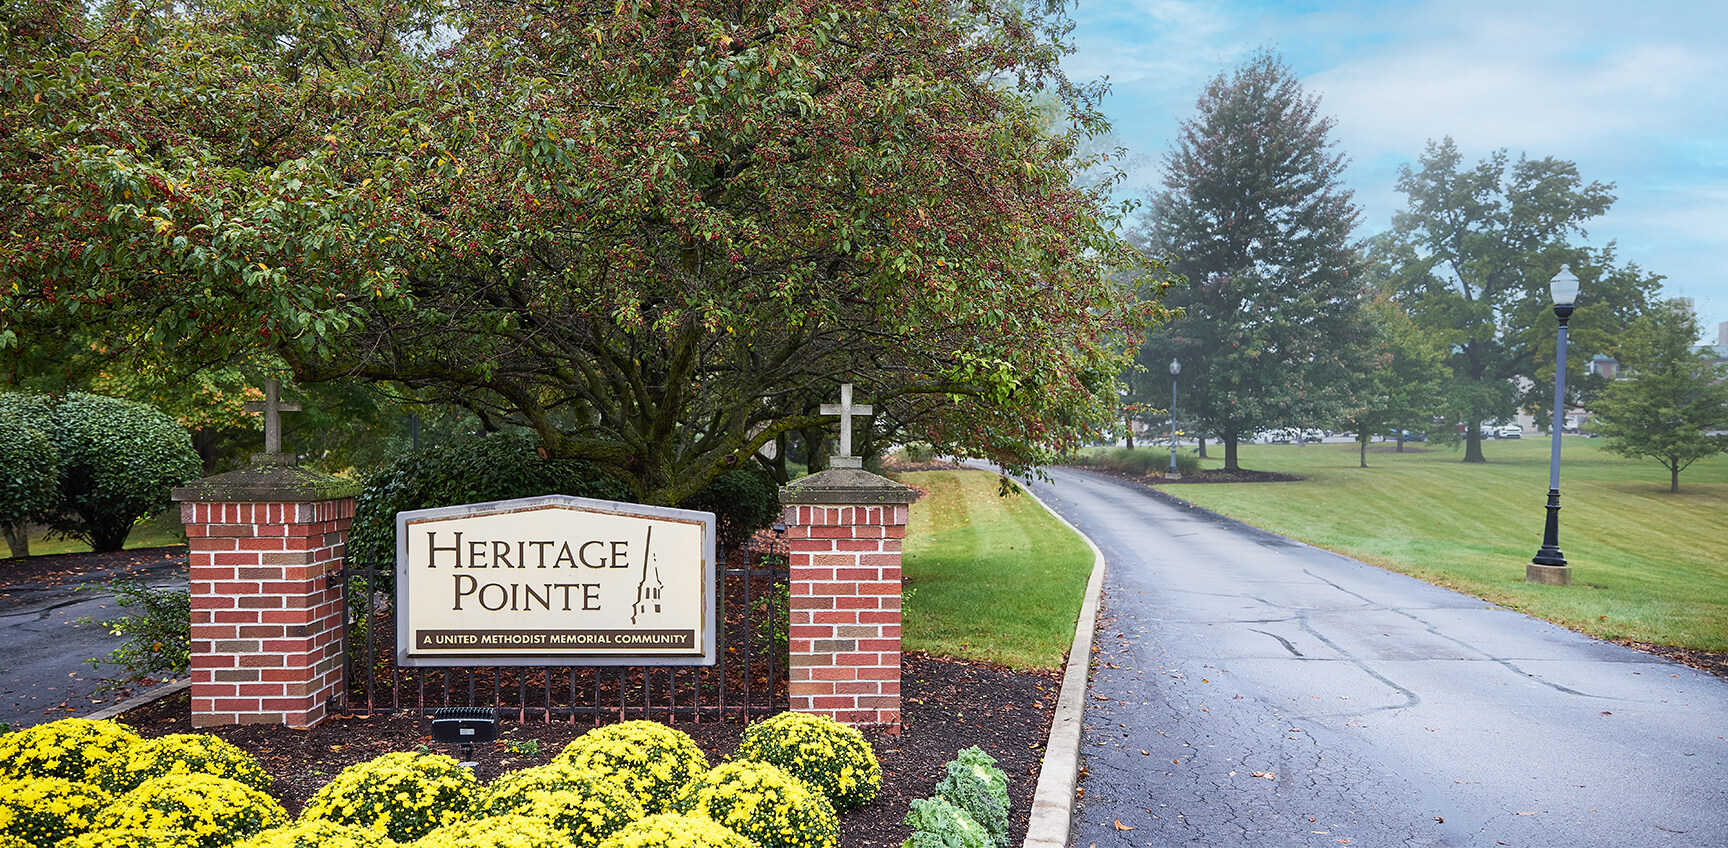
left=1529, top=265, right=1579, bottom=585
left=1167, top=359, right=1181, bottom=480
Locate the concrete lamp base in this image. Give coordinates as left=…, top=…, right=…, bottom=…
left=1164, top=471, right=1182, bottom=480
left=1526, top=563, right=1571, bottom=586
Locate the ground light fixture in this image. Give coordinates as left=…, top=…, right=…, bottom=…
left=1167, top=358, right=1181, bottom=480
left=1529, top=265, right=1579, bottom=585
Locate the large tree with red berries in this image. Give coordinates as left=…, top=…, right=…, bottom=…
left=1, top=0, right=1167, bottom=504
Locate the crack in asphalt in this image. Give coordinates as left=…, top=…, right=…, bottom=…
left=1300, top=568, right=1603, bottom=700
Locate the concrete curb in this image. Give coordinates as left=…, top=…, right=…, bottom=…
left=1019, top=481, right=1106, bottom=848
left=86, top=679, right=190, bottom=722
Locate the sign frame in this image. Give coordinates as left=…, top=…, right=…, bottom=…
left=394, top=494, right=717, bottom=668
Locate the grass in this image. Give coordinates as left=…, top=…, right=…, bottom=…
left=1143, top=437, right=1728, bottom=651
left=2, top=509, right=186, bottom=559
left=897, top=468, right=1095, bottom=670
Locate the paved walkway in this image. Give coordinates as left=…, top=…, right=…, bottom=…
left=1025, top=467, right=1728, bottom=848
left=0, top=556, right=188, bottom=727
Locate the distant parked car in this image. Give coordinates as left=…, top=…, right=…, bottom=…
left=1496, top=425, right=1523, bottom=439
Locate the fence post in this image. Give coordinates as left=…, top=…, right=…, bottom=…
left=172, top=465, right=358, bottom=728
left=779, top=467, right=918, bottom=731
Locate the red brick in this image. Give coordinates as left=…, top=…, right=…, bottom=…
left=811, top=696, right=857, bottom=709
left=811, top=666, right=858, bottom=681
left=240, top=654, right=287, bottom=668
left=237, top=683, right=285, bottom=697
left=835, top=596, right=879, bottom=610
left=790, top=681, right=835, bottom=696
left=813, top=611, right=858, bottom=625
left=211, top=552, right=261, bottom=567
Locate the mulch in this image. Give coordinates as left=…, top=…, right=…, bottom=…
left=1, top=547, right=1061, bottom=848
left=111, top=653, right=1058, bottom=848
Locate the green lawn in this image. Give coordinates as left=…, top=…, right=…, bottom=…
left=2, top=510, right=186, bottom=559
left=897, top=469, right=1095, bottom=670
left=1148, top=437, right=1728, bottom=650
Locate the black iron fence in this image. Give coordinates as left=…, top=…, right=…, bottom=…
left=335, top=533, right=790, bottom=723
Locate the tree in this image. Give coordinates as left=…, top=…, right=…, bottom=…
left=1591, top=300, right=1728, bottom=492
left=0, top=401, right=60, bottom=557
left=1130, top=49, right=1373, bottom=471
left=1342, top=297, right=1448, bottom=467
left=0, top=0, right=1166, bottom=506
left=1374, top=138, right=1661, bottom=463
left=0, top=393, right=201, bottom=552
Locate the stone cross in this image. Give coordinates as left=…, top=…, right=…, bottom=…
left=819, top=383, right=873, bottom=469
left=245, top=378, right=301, bottom=465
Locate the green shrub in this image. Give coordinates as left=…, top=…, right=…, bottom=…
left=77, top=580, right=191, bottom=688
left=1066, top=447, right=1198, bottom=477
left=56, top=828, right=201, bottom=848
left=480, top=761, right=644, bottom=843
left=28, top=393, right=200, bottom=552
left=671, top=761, right=839, bottom=848
left=732, top=712, right=880, bottom=812
left=0, top=775, right=110, bottom=847
left=0, top=401, right=59, bottom=557
left=901, top=797, right=989, bottom=848
left=683, top=464, right=782, bottom=553
left=0, top=717, right=140, bottom=789
left=897, top=443, right=937, bottom=463
left=596, top=812, right=757, bottom=848
left=119, top=733, right=271, bottom=793
left=553, top=721, right=709, bottom=815
left=299, top=751, right=477, bottom=843
left=228, top=819, right=394, bottom=848
left=934, top=748, right=1008, bottom=848
left=94, top=774, right=287, bottom=848
left=413, top=813, right=571, bottom=848
left=349, top=432, right=630, bottom=568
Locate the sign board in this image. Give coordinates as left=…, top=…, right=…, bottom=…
left=396, top=495, right=716, bottom=667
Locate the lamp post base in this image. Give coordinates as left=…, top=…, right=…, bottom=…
left=1164, top=471, right=1182, bottom=480
left=1526, top=563, right=1571, bottom=585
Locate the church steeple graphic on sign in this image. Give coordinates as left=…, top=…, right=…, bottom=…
left=632, top=526, right=664, bottom=624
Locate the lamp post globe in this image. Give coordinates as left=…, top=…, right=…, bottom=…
left=1167, top=359, right=1181, bottom=479
left=1529, top=265, right=1578, bottom=585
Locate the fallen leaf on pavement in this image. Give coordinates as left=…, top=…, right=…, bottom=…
left=1251, top=771, right=1276, bottom=779
left=1114, top=820, right=1135, bottom=831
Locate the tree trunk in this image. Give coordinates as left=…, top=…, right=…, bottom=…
left=1463, top=424, right=1487, bottom=463
left=2, top=522, right=28, bottom=558
left=1124, top=411, right=1134, bottom=450
left=1396, top=432, right=1405, bottom=452
left=1358, top=433, right=1369, bottom=468
left=1197, top=434, right=1208, bottom=459
left=801, top=427, right=829, bottom=475
left=1672, top=462, right=1681, bottom=494
left=1223, top=431, right=1240, bottom=471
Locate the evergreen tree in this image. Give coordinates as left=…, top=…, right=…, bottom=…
left=1591, top=300, right=1728, bottom=493
left=1131, top=49, right=1372, bottom=471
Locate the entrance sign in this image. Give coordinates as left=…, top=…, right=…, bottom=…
left=396, top=495, right=716, bottom=667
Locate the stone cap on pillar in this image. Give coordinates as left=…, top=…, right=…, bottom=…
left=780, top=466, right=918, bottom=505
left=173, top=464, right=361, bottom=503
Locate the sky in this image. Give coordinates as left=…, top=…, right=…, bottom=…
left=1063, top=0, right=1728, bottom=343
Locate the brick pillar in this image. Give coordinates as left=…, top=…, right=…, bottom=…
left=173, top=466, right=359, bottom=728
left=780, top=467, right=918, bottom=731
